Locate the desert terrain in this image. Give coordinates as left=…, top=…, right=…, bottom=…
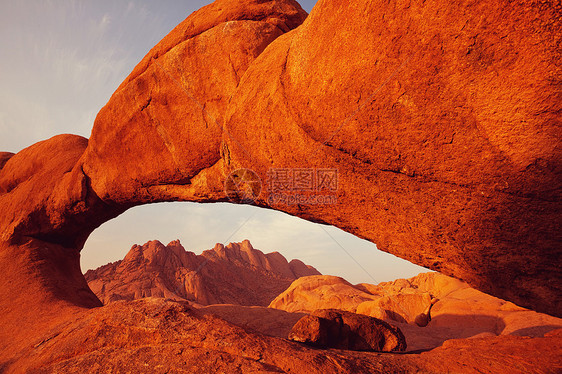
left=1, top=0, right=560, bottom=372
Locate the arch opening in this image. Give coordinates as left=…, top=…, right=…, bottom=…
left=81, top=201, right=430, bottom=285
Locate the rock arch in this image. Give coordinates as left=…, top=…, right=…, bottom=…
left=0, top=0, right=560, bottom=356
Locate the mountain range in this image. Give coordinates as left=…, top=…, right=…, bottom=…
left=85, top=239, right=562, bottom=354
left=85, top=239, right=320, bottom=306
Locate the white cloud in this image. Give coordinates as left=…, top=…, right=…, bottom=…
left=100, top=14, right=111, bottom=28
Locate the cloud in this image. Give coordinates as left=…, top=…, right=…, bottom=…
left=100, top=14, right=111, bottom=29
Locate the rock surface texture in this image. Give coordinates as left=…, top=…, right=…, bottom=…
left=222, top=0, right=562, bottom=318
left=270, top=272, right=562, bottom=352
left=0, top=0, right=561, bottom=372
left=85, top=239, right=320, bottom=306
left=289, top=309, right=407, bottom=352
left=0, top=152, right=14, bottom=170
left=3, top=298, right=562, bottom=373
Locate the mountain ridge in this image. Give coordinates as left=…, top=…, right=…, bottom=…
left=85, top=239, right=321, bottom=306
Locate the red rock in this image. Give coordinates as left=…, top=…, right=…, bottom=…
left=0, top=0, right=561, bottom=370
left=80, top=1, right=307, bottom=206
left=0, top=1, right=308, bottom=363
left=222, top=0, right=562, bottom=318
left=289, top=309, right=407, bottom=352
left=0, top=0, right=558, bottom=321
left=2, top=298, right=404, bottom=374
left=2, top=291, right=561, bottom=373
left=416, top=331, right=562, bottom=374
left=271, top=272, right=562, bottom=352
left=85, top=239, right=320, bottom=306
left=0, top=152, right=13, bottom=170
left=198, top=304, right=305, bottom=338
left=0, top=133, right=123, bottom=250
left=7, top=297, right=557, bottom=374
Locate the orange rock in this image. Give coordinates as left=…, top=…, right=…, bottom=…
left=223, top=0, right=562, bottom=317
left=3, top=298, right=560, bottom=373
left=2, top=298, right=403, bottom=373
left=85, top=239, right=320, bottom=306
left=0, top=1, right=308, bottom=360
left=0, top=152, right=13, bottom=170
left=289, top=309, right=407, bottom=352
left=270, top=274, right=434, bottom=325
left=0, top=0, right=561, bottom=370
left=271, top=272, right=562, bottom=352
left=80, top=1, right=307, bottom=206
left=0, top=135, right=107, bottom=246
left=0, top=0, right=559, bottom=322
left=416, top=331, right=562, bottom=374
left=269, top=275, right=376, bottom=313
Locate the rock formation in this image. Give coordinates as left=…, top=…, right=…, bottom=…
left=289, top=309, right=407, bottom=352
left=0, top=152, right=13, bottom=170
left=85, top=239, right=320, bottom=306
left=270, top=275, right=435, bottom=326
left=221, top=0, right=562, bottom=317
left=0, top=0, right=561, bottom=371
left=0, top=0, right=559, bottom=321
left=0, top=0, right=308, bottom=360
left=270, top=272, right=562, bottom=351
left=4, top=298, right=561, bottom=373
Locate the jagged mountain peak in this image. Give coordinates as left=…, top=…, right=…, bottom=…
left=85, top=239, right=320, bottom=306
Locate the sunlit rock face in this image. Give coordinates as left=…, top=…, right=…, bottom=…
left=0, top=0, right=560, bottom=371
left=1, top=0, right=559, bottom=319
left=0, top=0, right=309, bottom=362
left=221, top=0, right=562, bottom=318
left=270, top=272, right=562, bottom=352
left=85, top=239, right=320, bottom=306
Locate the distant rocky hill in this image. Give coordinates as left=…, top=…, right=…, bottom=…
left=84, top=239, right=320, bottom=306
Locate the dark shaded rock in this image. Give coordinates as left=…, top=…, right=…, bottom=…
left=0, top=152, right=14, bottom=171
left=289, top=309, right=407, bottom=352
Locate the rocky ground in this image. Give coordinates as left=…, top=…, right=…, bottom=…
left=2, top=298, right=560, bottom=373
left=76, top=242, right=562, bottom=372
left=1, top=239, right=561, bottom=372
left=1, top=0, right=560, bottom=371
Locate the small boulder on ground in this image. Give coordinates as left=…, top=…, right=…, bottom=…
left=289, top=309, right=407, bottom=352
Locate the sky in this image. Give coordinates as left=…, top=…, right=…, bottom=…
left=0, top=0, right=428, bottom=285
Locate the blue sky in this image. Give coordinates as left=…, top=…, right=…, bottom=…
left=0, top=0, right=428, bottom=284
